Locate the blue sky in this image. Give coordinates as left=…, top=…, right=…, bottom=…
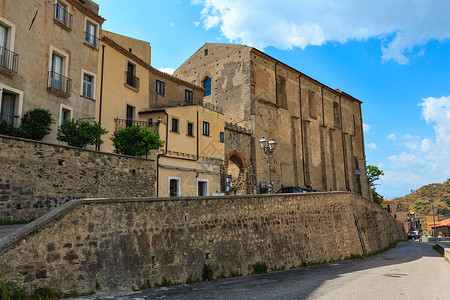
left=95, top=0, right=450, bottom=199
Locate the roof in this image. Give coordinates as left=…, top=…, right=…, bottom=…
left=428, top=218, right=450, bottom=228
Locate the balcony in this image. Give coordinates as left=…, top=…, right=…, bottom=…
left=54, top=4, right=73, bottom=31
left=0, top=112, right=21, bottom=127
left=47, top=71, right=72, bottom=98
left=125, top=71, right=140, bottom=90
left=114, top=118, right=159, bottom=133
left=84, top=32, right=99, bottom=49
left=0, top=47, right=18, bottom=74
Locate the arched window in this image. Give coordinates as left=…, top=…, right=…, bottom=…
left=203, top=77, right=211, bottom=97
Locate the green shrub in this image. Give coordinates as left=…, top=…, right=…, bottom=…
left=111, top=125, right=164, bottom=157
left=57, top=119, right=107, bottom=148
left=19, top=108, right=54, bottom=140
left=0, top=120, right=20, bottom=136
left=202, top=264, right=213, bottom=281
left=252, top=261, right=268, bottom=274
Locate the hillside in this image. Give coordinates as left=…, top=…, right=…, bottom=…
left=393, top=179, right=450, bottom=227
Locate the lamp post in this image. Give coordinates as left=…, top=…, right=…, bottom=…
left=259, top=136, right=276, bottom=194
left=431, top=185, right=438, bottom=246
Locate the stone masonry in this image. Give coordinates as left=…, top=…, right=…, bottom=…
left=0, top=134, right=156, bottom=219
left=0, top=192, right=404, bottom=293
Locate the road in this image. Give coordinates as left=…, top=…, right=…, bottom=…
left=73, top=241, right=450, bottom=300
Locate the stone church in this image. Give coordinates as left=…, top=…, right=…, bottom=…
left=174, top=43, right=370, bottom=198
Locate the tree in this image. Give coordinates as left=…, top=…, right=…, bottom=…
left=366, top=165, right=384, bottom=204
left=57, top=119, right=107, bottom=148
left=19, top=108, right=55, bottom=140
left=110, top=126, right=164, bottom=157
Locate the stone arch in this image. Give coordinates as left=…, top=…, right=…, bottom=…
left=225, top=150, right=248, bottom=195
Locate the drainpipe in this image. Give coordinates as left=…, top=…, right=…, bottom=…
left=97, top=44, right=106, bottom=151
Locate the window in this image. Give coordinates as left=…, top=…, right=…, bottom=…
left=185, top=90, right=193, bottom=104
left=156, top=80, right=165, bottom=95
left=220, top=131, right=224, bottom=143
left=197, top=179, right=209, bottom=196
left=308, top=91, right=317, bottom=119
left=84, top=20, right=98, bottom=48
left=169, top=177, right=180, bottom=197
left=203, top=77, right=211, bottom=96
left=81, top=71, right=95, bottom=99
left=148, top=118, right=153, bottom=126
left=204, top=49, right=208, bottom=56
left=187, top=122, right=194, bottom=137
left=171, top=117, right=179, bottom=133
left=54, top=1, right=72, bottom=30
left=48, top=47, right=70, bottom=96
left=0, top=84, right=23, bottom=127
left=203, top=121, right=210, bottom=136
left=59, top=104, right=72, bottom=125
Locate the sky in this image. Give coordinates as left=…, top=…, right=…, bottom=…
left=95, top=0, right=450, bottom=199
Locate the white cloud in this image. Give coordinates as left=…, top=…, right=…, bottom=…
left=387, top=133, right=396, bottom=140
left=169, top=22, right=175, bottom=29
left=158, top=67, right=175, bottom=75
left=367, top=143, right=377, bottom=150
left=193, top=0, right=450, bottom=64
left=378, top=95, right=450, bottom=198
left=194, top=21, right=200, bottom=27
left=363, top=123, right=371, bottom=133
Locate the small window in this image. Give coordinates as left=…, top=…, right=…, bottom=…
left=204, top=49, right=208, bottom=56
left=220, top=131, right=224, bottom=143
left=126, top=61, right=139, bottom=89
left=59, top=104, right=72, bottom=125
left=85, top=20, right=98, bottom=48
left=171, top=117, right=179, bottom=133
left=82, top=73, right=94, bottom=99
left=54, top=1, right=72, bottom=30
left=148, top=118, right=153, bottom=126
left=203, top=121, right=210, bottom=136
left=187, top=122, right=194, bottom=137
left=203, top=77, right=211, bottom=97
left=156, top=80, right=165, bottom=95
left=185, top=90, right=193, bottom=104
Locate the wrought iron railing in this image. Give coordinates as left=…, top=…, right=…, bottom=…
left=0, top=46, right=18, bottom=73
left=54, top=3, right=73, bottom=30
left=0, top=112, right=21, bottom=127
left=114, top=118, right=159, bottom=133
left=84, top=32, right=99, bottom=49
left=125, top=71, right=140, bottom=90
left=47, top=71, right=72, bottom=97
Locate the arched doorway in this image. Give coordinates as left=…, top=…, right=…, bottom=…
left=225, top=150, right=248, bottom=195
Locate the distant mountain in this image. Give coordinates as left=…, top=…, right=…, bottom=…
left=393, top=179, right=450, bottom=225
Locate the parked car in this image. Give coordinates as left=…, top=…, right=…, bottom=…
left=276, top=187, right=318, bottom=194
left=407, top=231, right=420, bottom=239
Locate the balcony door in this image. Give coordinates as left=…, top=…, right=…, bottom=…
left=0, top=24, right=8, bottom=68
left=126, top=104, right=134, bottom=127
left=51, top=53, right=64, bottom=90
left=0, top=92, right=15, bottom=123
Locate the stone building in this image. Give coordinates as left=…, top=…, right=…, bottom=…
left=174, top=43, right=369, bottom=197
left=96, top=32, right=224, bottom=197
left=0, top=0, right=104, bottom=143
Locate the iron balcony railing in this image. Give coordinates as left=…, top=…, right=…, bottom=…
left=0, top=112, right=21, bottom=127
left=125, top=71, right=140, bottom=90
left=47, top=71, right=72, bottom=98
left=114, top=118, right=159, bottom=133
left=54, top=3, right=73, bottom=30
left=0, top=46, right=18, bottom=73
left=84, top=32, right=99, bottom=49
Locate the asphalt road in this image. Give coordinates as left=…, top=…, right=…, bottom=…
left=72, top=241, right=450, bottom=300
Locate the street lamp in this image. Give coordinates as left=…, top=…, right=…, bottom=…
left=259, top=136, right=277, bottom=193
left=431, top=185, right=438, bottom=246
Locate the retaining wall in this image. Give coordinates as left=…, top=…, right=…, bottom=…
left=0, top=135, right=156, bottom=219
left=0, top=192, right=404, bottom=293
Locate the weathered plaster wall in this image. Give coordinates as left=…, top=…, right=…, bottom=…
left=0, top=192, right=404, bottom=293
left=0, top=135, right=156, bottom=219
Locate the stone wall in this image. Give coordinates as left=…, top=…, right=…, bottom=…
left=0, top=192, right=404, bottom=293
left=0, top=135, right=156, bottom=219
